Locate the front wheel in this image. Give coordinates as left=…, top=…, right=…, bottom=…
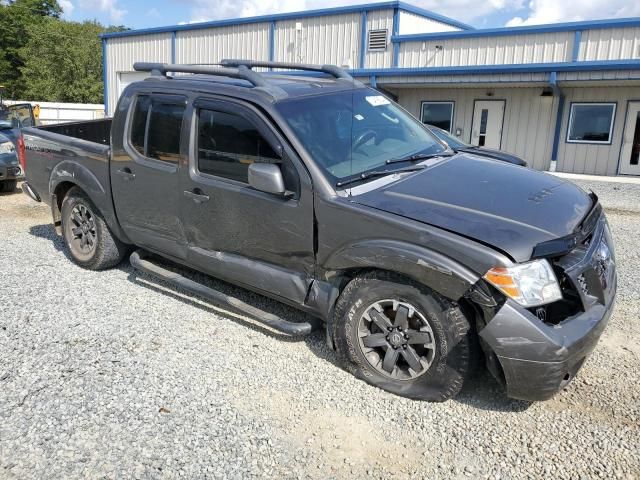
left=333, top=271, right=475, bottom=401
left=61, top=187, right=127, bottom=270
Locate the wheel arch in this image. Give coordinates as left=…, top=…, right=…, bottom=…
left=49, top=162, right=130, bottom=243
left=322, top=239, right=480, bottom=301
left=316, top=240, right=482, bottom=350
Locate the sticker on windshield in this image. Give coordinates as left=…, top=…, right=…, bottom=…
left=354, top=114, right=364, bottom=121
left=365, top=95, right=390, bottom=107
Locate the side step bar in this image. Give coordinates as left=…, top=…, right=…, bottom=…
left=129, top=250, right=319, bottom=336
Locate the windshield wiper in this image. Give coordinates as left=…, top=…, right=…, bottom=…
left=386, top=151, right=453, bottom=165
left=336, top=165, right=425, bottom=188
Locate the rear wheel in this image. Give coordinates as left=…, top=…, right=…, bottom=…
left=61, top=187, right=127, bottom=270
left=0, top=180, right=17, bottom=192
left=333, top=271, right=474, bottom=401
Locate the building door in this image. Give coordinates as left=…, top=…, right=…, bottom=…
left=619, top=102, right=640, bottom=176
left=117, top=72, right=149, bottom=99
left=471, top=100, right=505, bottom=149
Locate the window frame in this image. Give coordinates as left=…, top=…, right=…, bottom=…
left=566, top=102, right=617, bottom=145
left=420, top=101, right=455, bottom=133
left=125, top=93, right=187, bottom=169
left=189, top=97, right=299, bottom=192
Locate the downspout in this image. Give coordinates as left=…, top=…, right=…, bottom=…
left=102, top=38, right=108, bottom=116
left=392, top=8, right=400, bottom=68
left=549, top=71, right=564, bottom=172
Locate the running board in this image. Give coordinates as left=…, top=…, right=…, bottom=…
left=129, top=250, right=319, bottom=336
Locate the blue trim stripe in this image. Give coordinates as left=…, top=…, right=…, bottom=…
left=100, top=1, right=468, bottom=39
left=392, top=8, right=400, bottom=68
left=102, top=39, right=108, bottom=114
left=392, top=16, right=640, bottom=43
left=359, top=11, right=367, bottom=69
left=572, top=30, right=582, bottom=62
left=349, top=59, right=640, bottom=77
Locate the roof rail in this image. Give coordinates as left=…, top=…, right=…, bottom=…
left=220, top=59, right=353, bottom=80
left=132, top=62, right=269, bottom=88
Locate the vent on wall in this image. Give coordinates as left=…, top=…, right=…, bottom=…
left=368, top=29, right=388, bottom=51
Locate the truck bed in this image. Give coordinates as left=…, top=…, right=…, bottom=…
left=22, top=118, right=112, bottom=210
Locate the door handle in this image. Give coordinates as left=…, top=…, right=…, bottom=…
left=184, top=189, right=210, bottom=204
left=116, top=168, right=135, bottom=181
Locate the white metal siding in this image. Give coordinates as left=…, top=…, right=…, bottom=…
left=556, top=86, right=639, bottom=176
left=175, top=23, right=270, bottom=65
left=398, top=11, right=461, bottom=35
left=273, top=13, right=360, bottom=67
left=579, top=27, right=640, bottom=61
left=365, top=9, right=394, bottom=69
left=396, top=87, right=558, bottom=171
left=398, top=32, right=572, bottom=68
left=105, top=33, right=172, bottom=115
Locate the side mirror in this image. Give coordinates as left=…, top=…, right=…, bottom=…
left=248, top=163, right=289, bottom=196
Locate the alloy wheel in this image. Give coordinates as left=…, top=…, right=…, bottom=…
left=357, top=299, right=436, bottom=380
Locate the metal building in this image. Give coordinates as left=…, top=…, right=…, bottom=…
left=101, top=1, right=640, bottom=176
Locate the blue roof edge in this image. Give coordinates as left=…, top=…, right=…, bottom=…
left=392, top=16, right=640, bottom=42
left=100, top=1, right=472, bottom=39
left=348, top=59, right=640, bottom=76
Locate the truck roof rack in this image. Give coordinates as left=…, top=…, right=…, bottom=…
left=133, top=62, right=269, bottom=88
left=220, top=59, right=353, bottom=80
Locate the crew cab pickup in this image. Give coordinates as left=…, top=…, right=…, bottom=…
left=22, top=60, right=616, bottom=402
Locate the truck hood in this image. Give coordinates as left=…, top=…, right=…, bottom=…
left=352, top=154, right=593, bottom=262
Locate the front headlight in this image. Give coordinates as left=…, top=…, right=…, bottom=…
left=484, top=259, right=562, bottom=307
left=0, top=141, right=15, bottom=154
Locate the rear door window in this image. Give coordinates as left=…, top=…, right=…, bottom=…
left=129, top=94, right=185, bottom=163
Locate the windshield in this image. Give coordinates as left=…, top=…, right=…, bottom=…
left=276, top=88, right=447, bottom=184
left=427, top=125, right=471, bottom=150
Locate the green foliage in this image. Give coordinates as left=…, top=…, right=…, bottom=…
left=0, top=0, right=127, bottom=103
left=21, top=19, right=104, bottom=103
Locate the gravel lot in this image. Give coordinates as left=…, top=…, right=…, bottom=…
left=1, top=179, right=639, bottom=479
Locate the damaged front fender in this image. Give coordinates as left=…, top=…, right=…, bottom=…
left=322, top=238, right=480, bottom=301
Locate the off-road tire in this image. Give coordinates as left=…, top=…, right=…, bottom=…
left=333, top=271, right=475, bottom=402
left=61, top=187, right=127, bottom=270
left=0, top=180, right=17, bottom=192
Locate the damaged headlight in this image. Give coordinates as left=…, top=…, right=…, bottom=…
left=0, top=141, right=15, bottom=154
left=484, top=259, right=563, bottom=308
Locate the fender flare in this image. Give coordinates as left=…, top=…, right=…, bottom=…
left=322, top=239, right=480, bottom=301
left=48, top=161, right=130, bottom=243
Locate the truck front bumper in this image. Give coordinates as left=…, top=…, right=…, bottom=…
left=480, top=295, right=615, bottom=401
left=479, top=215, right=616, bottom=401
left=0, top=164, right=22, bottom=181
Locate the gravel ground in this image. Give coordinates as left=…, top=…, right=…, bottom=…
left=1, top=179, right=639, bottom=480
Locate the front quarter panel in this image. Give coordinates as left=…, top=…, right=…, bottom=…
left=316, top=195, right=511, bottom=300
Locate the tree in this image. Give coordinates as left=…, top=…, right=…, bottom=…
left=20, top=19, right=106, bottom=103
left=0, top=0, right=62, bottom=97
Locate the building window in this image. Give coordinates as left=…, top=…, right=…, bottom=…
left=130, top=94, right=185, bottom=163
left=567, top=103, right=616, bottom=144
left=197, top=108, right=279, bottom=183
left=368, top=29, right=388, bottom=51
left=421, top=101, right=454, bottom=132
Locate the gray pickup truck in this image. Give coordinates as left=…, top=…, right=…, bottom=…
left=22, top=60, right=616, bottom=402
